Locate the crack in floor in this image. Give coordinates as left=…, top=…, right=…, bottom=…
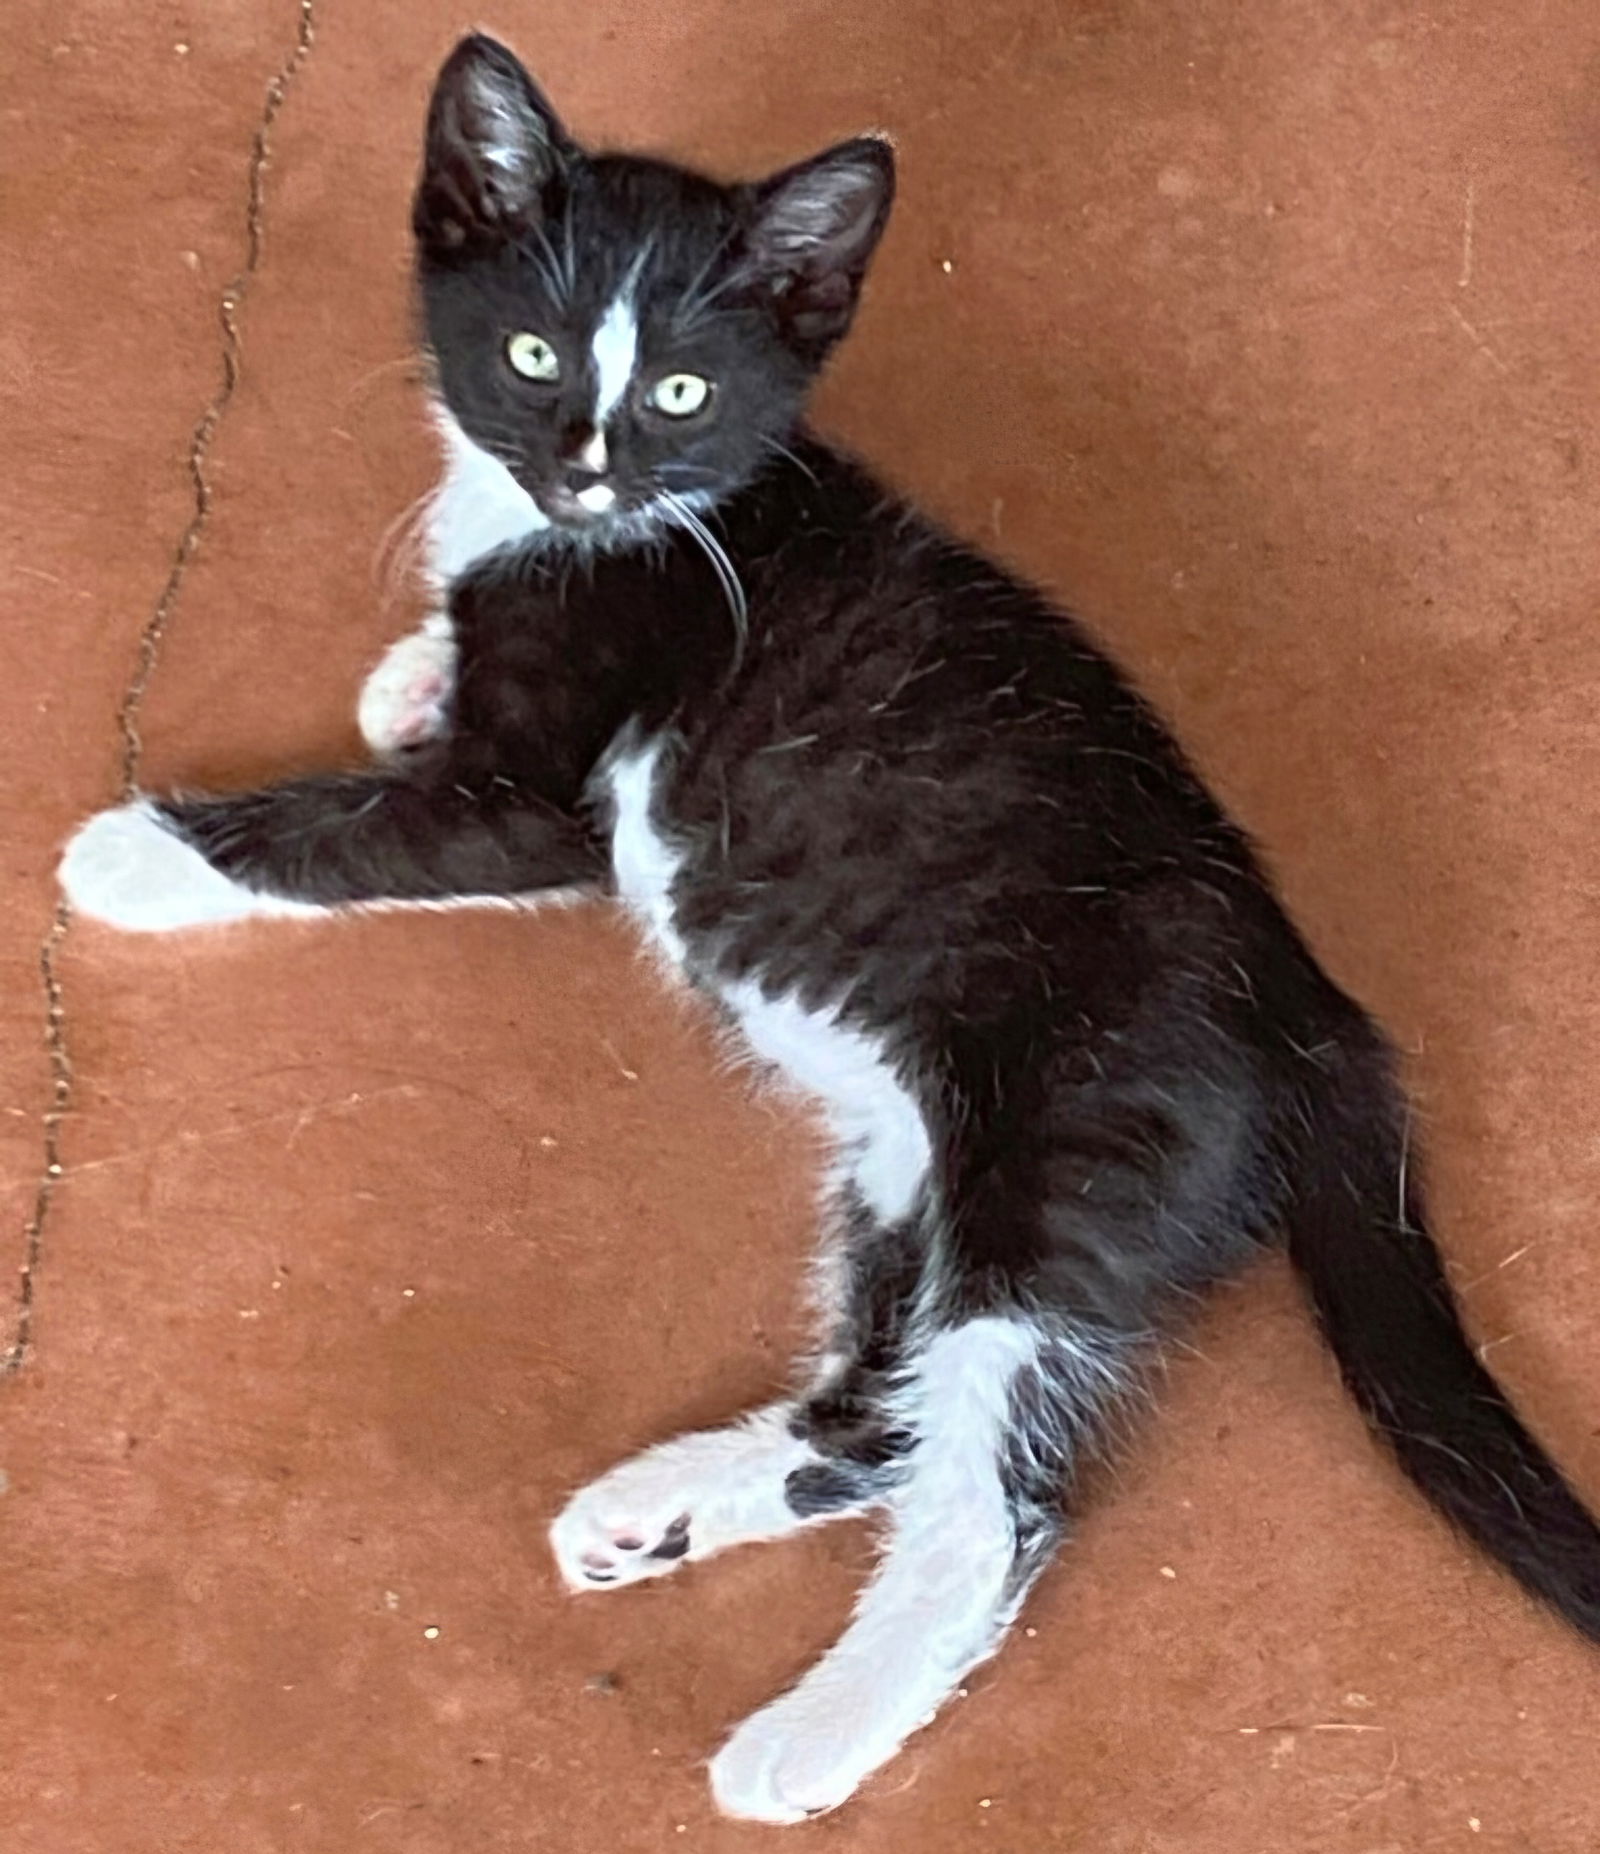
left=3, top=0, right=319, bottom=1376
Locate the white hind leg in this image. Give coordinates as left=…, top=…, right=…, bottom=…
left=549, top=1398, right=885, bottom=1591
left=710, top=1315, right=1126, bottom=1824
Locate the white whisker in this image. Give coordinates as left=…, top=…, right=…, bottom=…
left=660, top=490, right=749, bottom=665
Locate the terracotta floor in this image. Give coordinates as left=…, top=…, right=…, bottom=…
left=7, top=2, right=1600, bottom=1849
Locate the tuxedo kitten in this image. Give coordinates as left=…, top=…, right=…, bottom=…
left=60, top=33, right=1600, bottom=1826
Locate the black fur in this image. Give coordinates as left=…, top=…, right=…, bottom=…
left=150, top=31, right=1600, bottom=1662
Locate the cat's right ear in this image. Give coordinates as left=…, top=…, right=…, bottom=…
left=414, top=35, right=571, bottom=255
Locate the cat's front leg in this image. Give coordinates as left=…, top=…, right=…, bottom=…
left=357, top=612, right=458, bottom=756
left=61, top=768, right=604, bottom=929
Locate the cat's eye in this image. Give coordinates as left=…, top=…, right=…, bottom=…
left=506, top=332, right=560, bottom=382
left=648, top=372, right=712, bottom=418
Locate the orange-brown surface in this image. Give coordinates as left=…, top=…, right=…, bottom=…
left=5, top=3, right=1600, bottom=1849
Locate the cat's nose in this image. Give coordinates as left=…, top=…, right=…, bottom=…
left=558, top=425, right=609, bottom=480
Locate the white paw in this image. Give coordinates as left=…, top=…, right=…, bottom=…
left=710, top=1679, right=894, bottom=1825
left=549, top=1408, right=812, bottom=1592
left=357, top=619, right=456, bottom=755
left=59, top=803, right=316, bottom=931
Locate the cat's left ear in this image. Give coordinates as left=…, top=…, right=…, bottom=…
left=414, top=34, right=572, bottom=255
left=742, top=136, right=896, bottom=351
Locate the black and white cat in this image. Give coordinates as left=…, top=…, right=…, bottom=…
left=61, top=34, right=1600, bottom=1825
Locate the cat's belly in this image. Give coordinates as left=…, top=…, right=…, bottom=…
left=599, top=734, right=930, bottom=1224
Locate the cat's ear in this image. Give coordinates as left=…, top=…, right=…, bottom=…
left=742, top=137, right=896, bottom=350
left=414, top=35, right=572, bottom=254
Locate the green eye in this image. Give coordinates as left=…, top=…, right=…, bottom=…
left=506, top=332, right=560, bottom=381
left=649, top=372, right=712, bottom=418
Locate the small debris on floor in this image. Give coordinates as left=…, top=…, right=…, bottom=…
left=383, top=1590, right=400, bottom=1610
left=422, top=1625, right=440, bottom=1640
left=585, top=1671, right=620, bottom=1694
left=1468, top=1821, right=1482, bottom=1834
left=1159, top=1565, right=1177, bottom=1579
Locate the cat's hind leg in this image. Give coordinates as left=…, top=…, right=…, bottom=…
left=708, top=1311, right=1133, bottom=1823
left=550, top=1192, right=918, bottom=1589
left=549, top=1400, right=877, bottom=1589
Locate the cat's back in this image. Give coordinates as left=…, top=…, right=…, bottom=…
left=682, top=439, right=1234, bottom=870
left=647, top=442, right=1263, bottom=1006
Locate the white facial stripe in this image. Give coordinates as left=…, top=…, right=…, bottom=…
left=576, top=483, right=617, bottom=514
left=590, top=293, right=638, bottom=427
left=577, top=429, right=608, bottom=473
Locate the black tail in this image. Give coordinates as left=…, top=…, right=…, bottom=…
left=1286, top=1025, right=1600, bottom=1643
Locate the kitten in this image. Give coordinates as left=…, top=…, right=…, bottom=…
left=60, top=34, right=1600, bottom=1825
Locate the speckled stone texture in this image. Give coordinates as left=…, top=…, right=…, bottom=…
left=5, top=3, right=1600, bottom=1849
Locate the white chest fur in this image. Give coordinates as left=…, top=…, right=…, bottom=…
left=601, top=738, right=932, bottom=1224
left=425, top=410, right=549, bottom=588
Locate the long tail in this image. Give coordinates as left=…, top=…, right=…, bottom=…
left=1285, top=1022, right=1600, bottom=1642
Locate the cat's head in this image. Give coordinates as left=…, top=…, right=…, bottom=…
left=413, top=35, right=894, bottom=546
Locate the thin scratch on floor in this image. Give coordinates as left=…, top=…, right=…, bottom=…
left=2, top=0, right=318, bottom=1378
left=1444, top=298, right=1510, bottom=376
left=599, top=1037, right=641, bottom=1083
left=1475, top=1331, right=1521, bottom=1363
left=1459, top=1240, right=1538, bottom=1294
left=58, top=1084, right=424, bottom=1183
left=1457, top=177, right=1476, bottom=291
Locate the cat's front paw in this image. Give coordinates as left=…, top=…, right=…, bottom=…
left=357, top=619, right=457, bottom=756
left=61, top=803, right=291, bottom=931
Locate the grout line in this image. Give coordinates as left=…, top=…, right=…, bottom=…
left=3, top=0, right=319, bottom=1376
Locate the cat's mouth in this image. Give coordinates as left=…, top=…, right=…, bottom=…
left=534, top=483, right=622, bottom=528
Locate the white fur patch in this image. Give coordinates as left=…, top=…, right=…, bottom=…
left=576, top=429, right=608, bottom=474
left=425, top=409, right=548, bottom=586
left=469, top=69, right=538, bottom=178
left=590, top=293, right=638, bottom=427
left=600, top=738, right=931, bottom=1221
left=357, top=614, right=458, bottom=756
left=602, top=737, right=689, bottom=966
left=550, top=1403, right=833, bottom=1591
left=711, top=1319, right=1039, bottom=1823
left=720, top=977, right=930, bottom=1222
left=60, top=803, right=324, bottom=932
